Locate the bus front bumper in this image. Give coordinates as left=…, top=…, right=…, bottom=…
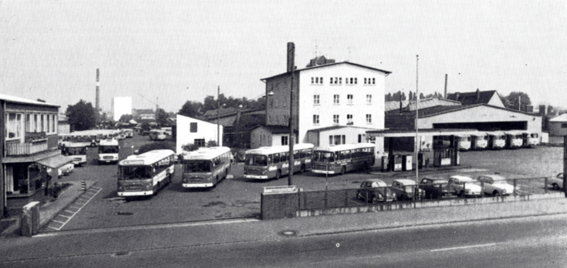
left=244, top=175, right=269, bottom=179
left=118, top=191, right=154, bottom=197
left=182, top=183, right=213, bottom=188
left=311, top=170, right=336, bottom=175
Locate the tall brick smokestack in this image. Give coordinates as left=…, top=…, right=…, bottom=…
left=96, top=68, right=100, bottom=112
left=287, top=43, right=295, bottom=73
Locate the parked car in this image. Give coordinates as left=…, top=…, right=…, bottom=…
left=548, top=173, right=564, bottom=190
left=356, top=179, right=394, bottom=203
left=477, top=174, right=518, bottom=196
left=419, top=177, right=451, bottom=199
left=390, top=179, right=424, bottom=201
left=447, top=175, right=482, bottom=197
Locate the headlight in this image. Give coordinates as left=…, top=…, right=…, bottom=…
left=145, top=184, right=151, bottom=190
left=262, top=170, right=267, bottom=174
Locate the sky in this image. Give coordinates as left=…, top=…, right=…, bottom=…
left=1, top=0, right=566, bottom=113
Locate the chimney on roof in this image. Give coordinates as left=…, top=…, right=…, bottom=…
left=37, top=99, right=45, bottom=103
left=476, top=88, right=480, bottom=100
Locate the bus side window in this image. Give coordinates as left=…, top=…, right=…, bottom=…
left=273, top=153, right=280, bottom=163
left=300, top=150, right=306, bottom=159
left=267, top=154, right=273, bottom=164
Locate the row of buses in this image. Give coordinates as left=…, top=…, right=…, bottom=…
left=455, top=131, right=540, bottom=151
left=115, top=143, right=377, bottom=197
left=59, top=129, right=124, bottom=166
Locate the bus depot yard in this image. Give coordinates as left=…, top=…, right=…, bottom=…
left=31, top=132, right=563, bottom=233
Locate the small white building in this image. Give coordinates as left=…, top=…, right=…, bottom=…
left=176, top=114, right=223, bottom=154
left=112, top=96, right=132, bottom=121
left=549, top=114, right=567, bottom=136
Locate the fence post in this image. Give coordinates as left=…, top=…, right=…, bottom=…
left=513, top=179, right=517, bottom=196
left=544, top=177, right=548, bottom=194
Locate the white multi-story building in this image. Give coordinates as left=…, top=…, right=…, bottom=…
left=259, top=56, right=390, bottom=148
left=112, top=97, right=132, bottom=121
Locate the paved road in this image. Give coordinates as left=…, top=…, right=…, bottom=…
left=42, top=135, right=564, bottom=232
left=4, top=212, right=567, bottom=267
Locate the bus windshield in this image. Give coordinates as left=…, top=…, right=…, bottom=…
left=99, top=146, right=119, bottom=154
left=119, top=166, right=152, bottom=180
left=246, top=155, right=268, bottom=166
left=313, top=151, right=335, bottom=162
left=66, top=147, right=86, bottom=155
left=184, top=160, right=212, bottom=172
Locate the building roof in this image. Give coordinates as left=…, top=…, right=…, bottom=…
left=260, top=61, right=392, bottom=81
left=251, top=125, right=298, bottom=134
left=0, top=93, right=59, bottom=107
left=307, top=125, right=377, bottom=133
left=385, top=98, right=461, bottom=112
left=446, top=90, right=499, bottom=106
left=550, top=114, right=567, bottom=122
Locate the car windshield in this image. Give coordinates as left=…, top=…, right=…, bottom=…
left=245, top=154, right=268, bottom=166
left=99, top=146, right=119, bottom=154
left=119, top=166, right=152, bottom=180
left=313, top=151, right=335, bottom=162
left=184, top=160, right=212, bottom=172
left=66, top=147, right=86, bottom=155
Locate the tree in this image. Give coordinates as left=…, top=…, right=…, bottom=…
left=137, top=141, right=175, bottom=155
left=156, top=108, right=169, bottom=126
left=179, top=100, right=203, bottom=118
left=504, top=92, right=531, bottom=110
left=119, top=114, right=133, bottom=122
left=67, top=100, right=97, bottom=131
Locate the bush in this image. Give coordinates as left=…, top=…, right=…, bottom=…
left=137, top=141, right=175, bottom=155
left=181, top=143, right=199, bottom=152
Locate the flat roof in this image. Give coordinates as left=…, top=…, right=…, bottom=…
left=366, top=128, right=479, bottom=138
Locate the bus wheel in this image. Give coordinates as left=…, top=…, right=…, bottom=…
left=341, top=166, right=346, bottom=175
left=275, top=170, right=281, bottom=179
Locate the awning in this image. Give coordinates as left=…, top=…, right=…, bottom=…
left=37, top=154, right=73, bottom=169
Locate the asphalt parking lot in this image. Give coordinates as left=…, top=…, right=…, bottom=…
left=40, top=134, right=565, bottom=232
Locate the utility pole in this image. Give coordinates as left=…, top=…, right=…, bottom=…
left=415, top=55, right=420, bottom=195
left=217, top=85, right=220, bottom=146
left=288, top=42, right=295, bottom=186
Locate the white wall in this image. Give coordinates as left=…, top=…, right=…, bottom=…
left=112, top=97, right=132, bottom=121
left=418, top=105, right=542, bottom=133
left=298, top=63, right=387, bottom=143
left=176, top=114, right=223, bottom=154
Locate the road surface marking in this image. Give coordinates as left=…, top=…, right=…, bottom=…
left=64, top=210, right=75, bottom=213
left=431, top=243, right=497, bottom=252
left=47, top=186, right=102, bottom=231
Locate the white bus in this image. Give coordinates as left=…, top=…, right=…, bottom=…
left=63, top=142, right=88, bottom=166
left=243, top=143, right=314, bottom=180
left=98, top=138, right=120, bottom=164
left=488, top=131, right=506, bottom=149
left=181, top=147, right=232, bottom=188
left=471, top=132, right=488, bottom=150
left=522, top=131, right=540, bottom=148
left=455, top=133, right=471, bottom=151
left=117, top=149, right=176, bottom=197
left=311, top=143, right=375, bottom=175
left=504, top=131, right=523, bottom=149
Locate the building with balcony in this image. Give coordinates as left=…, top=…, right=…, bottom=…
left=1, top=94, right=71, bottom=218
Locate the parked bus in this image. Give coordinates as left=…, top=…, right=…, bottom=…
left=455, top=133, right=471, bottom=151
left=98, top=138, right=120, bottom=164
left=117, top=149, right=176, bottom=197
left=123, top=129, right=134, bottom=138
left=243, top=143, right=314, bottom=180
left=522, top=131, right=540, bottom=148
left=488, top=131, right=506, bottom=149
left=471, top=132, right=488, bottom=150
left=311, top=143, right=375, bottom=175
left=181, top=147, right=232, bottom=188
left=63, top=142, right=88, bottom=166
left=504, top=131, right=523, bottom=149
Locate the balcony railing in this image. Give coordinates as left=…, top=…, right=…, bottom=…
left=6, top=139, right=48, bottom=156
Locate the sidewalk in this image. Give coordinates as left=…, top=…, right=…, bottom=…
left=0, top=180, right=95, bottom=236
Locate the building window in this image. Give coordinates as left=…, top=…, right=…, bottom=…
left=47, top=114, right=51, bottom=133
left=364, top=78, right=367, bottom=84
left=350, top=78, right=354, bottom=84
left=372, top=78, right=375, bottom=84
left=347, top=114, right=353, bottom=125
left=312, top=77, right=323, bottom=85
left=339, top=77, right=342, bottom=84
left=366, top=114, right=372, bottom=124
left=333, top=94, right=340, bottom=105
left=562, top=123, right=567, bottom=128
left=190, top=122, right=198, bottom=133
left=331, top=135, right=345, bottom=145
left=311, top=77, right=314, bottom=84
left=333, top=114, right=339, bottom=124
left=281, top=136, right=288, bottom=145
left=194, top=139, right=205, bottom=147
left=313, top=114, right=319, bottom=125
left=354, top=78, right=357, bottom=84
left=329, top=135, right=333, bottom=145
left=6, top=113, right=23, bottom=140
left=366, top=94, right=372, bottom=105
left=26, top=114, right=32, bottom=132
left=314, top=94, right=320, bottom=105
left=358, top=134, right=363, bottom=143
left=347, top=94, right=353, bottom=105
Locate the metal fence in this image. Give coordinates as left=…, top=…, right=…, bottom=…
left=298, top=177, right=555, bottom=211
